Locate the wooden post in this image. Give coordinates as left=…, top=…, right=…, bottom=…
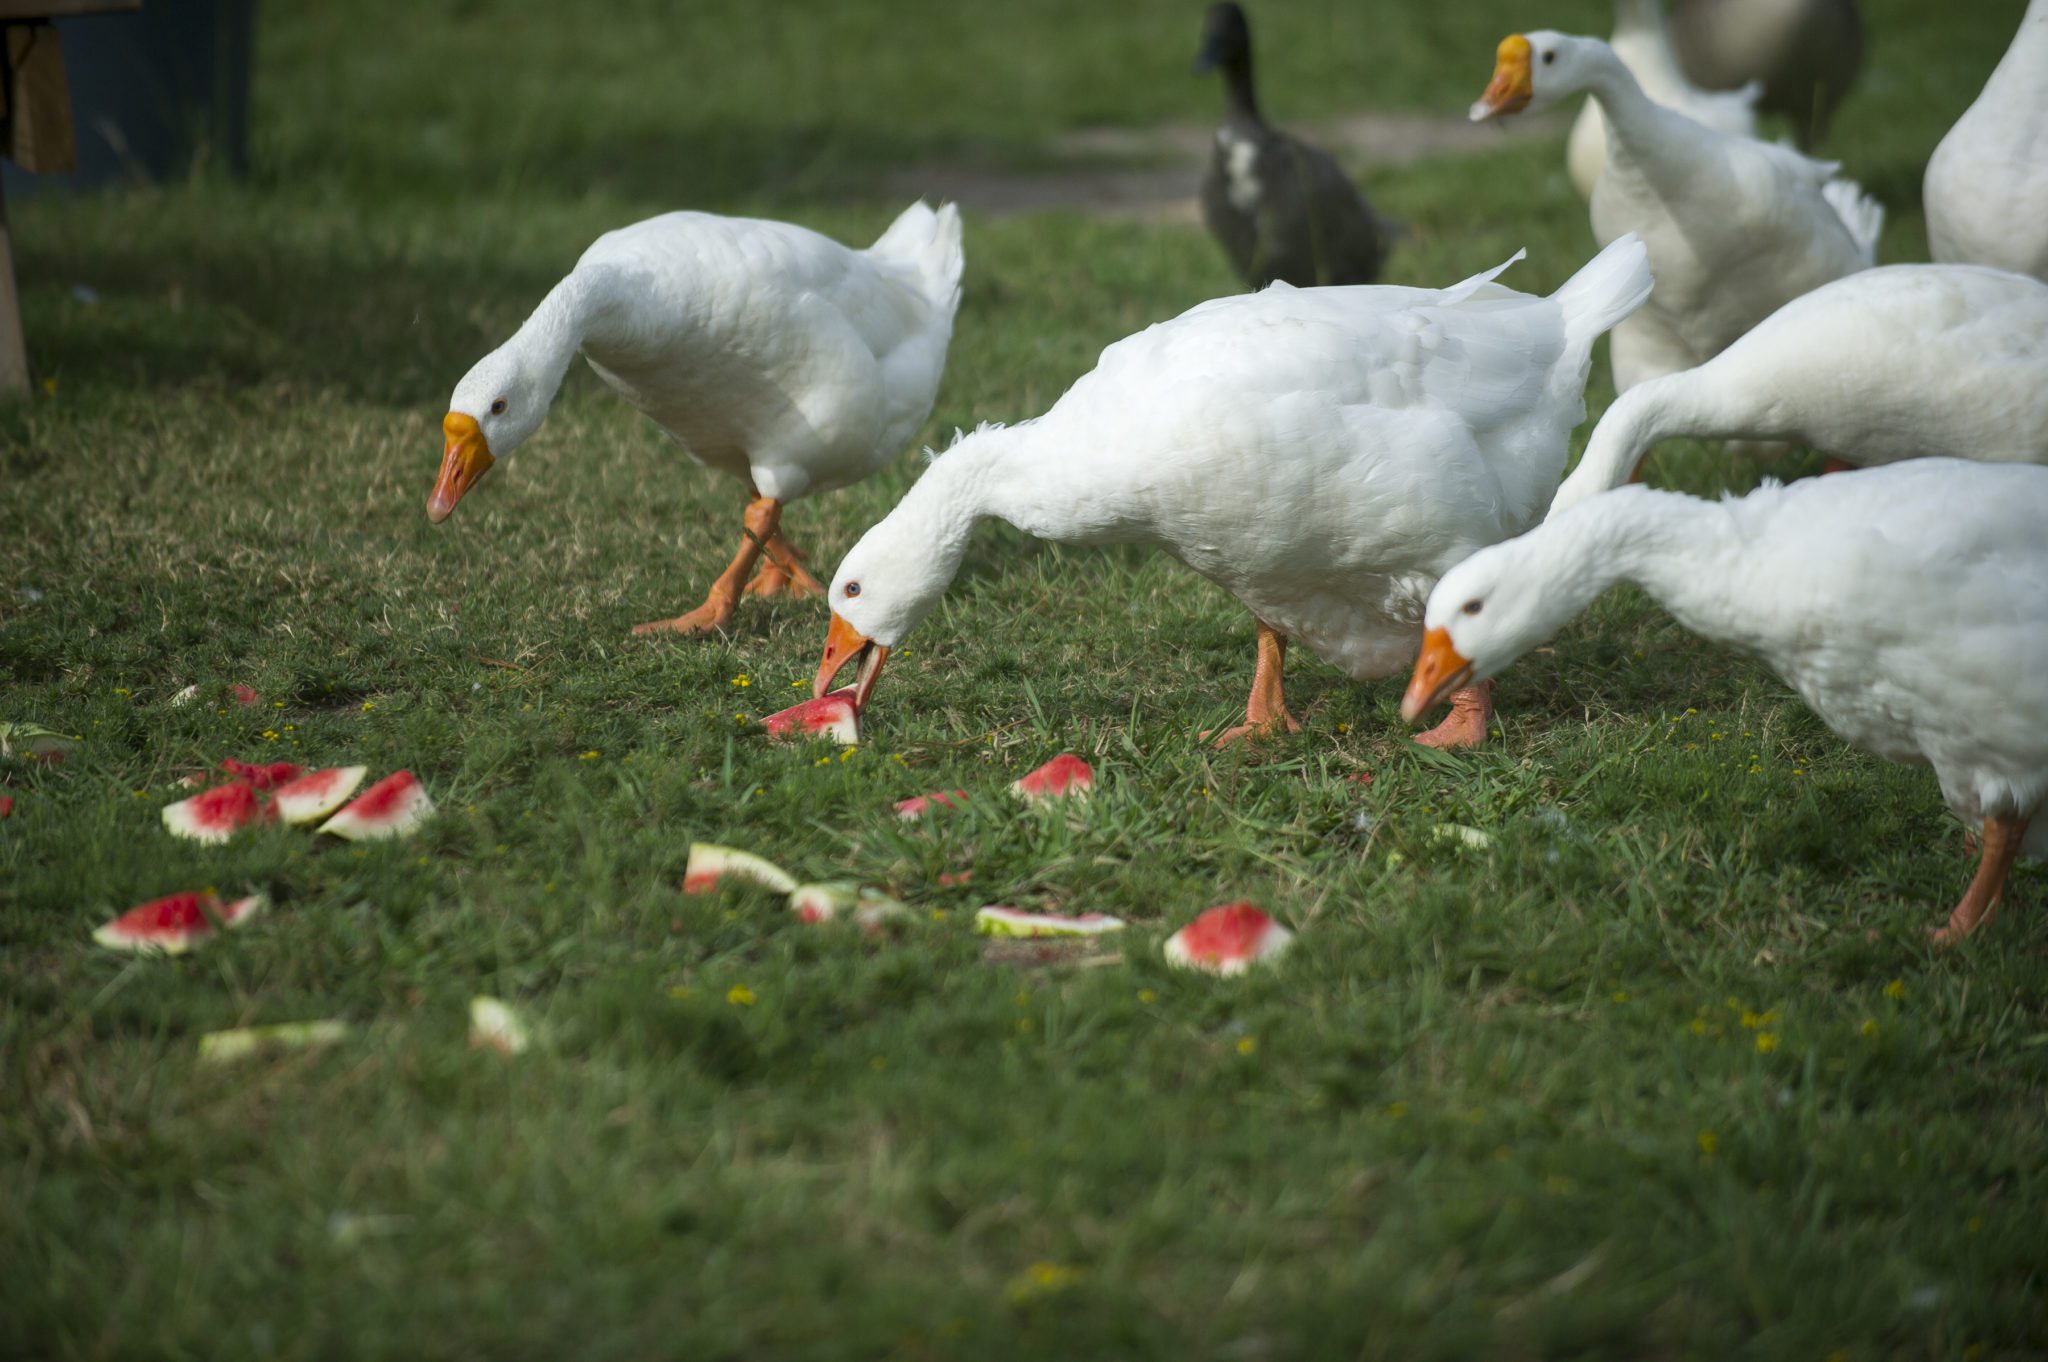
left=0, top=177, right=23, bottom=391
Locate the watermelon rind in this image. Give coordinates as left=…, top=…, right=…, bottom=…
left=788, top=881, right=861, bottom=923
left=468, top=996, right=532, bottom=1056
left=683, top=843, right=798, bottom=895
left=198, top=1019, right=349, bottom=1063
left=93, top=892, right=263, bottom=954
left=273, top=765, right=370, bottom=825
left=317, top=770, right=435, bottom=841
left=974, top=906, right=1126, bottom=939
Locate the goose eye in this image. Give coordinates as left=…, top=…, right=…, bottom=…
left=844, top=581, right=861, bottom=599
left=1461, top=598, right=1484, bottom=616
left=1541, top=49, right=1556, bottom=65
left=490, top=398, right=508, bottom=416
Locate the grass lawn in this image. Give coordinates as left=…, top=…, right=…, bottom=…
left=4, top=1, right=2044, bottom=1357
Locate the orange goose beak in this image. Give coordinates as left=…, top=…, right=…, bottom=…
left=815, top=611, right=889, bottom=713
left=428, top=412, right=495, bottom=524
left=1401, top=627, right=1476, bottom=722
left=1471, top=35, right=1535, bottom=121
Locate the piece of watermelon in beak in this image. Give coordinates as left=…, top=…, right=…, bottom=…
left=428, top=412, right=495, bottom=524
left=814, top=610, right=889, bottom=713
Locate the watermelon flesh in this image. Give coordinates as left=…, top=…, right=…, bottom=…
left=272, top=766, right=369, bottom=825
left=1162, top=902, right=1293, bottom=975
left=974, top=906, right=1127, bottom=938
left=1011, top=753, right=1093, bottom=803
left=0, top=794, right=12, bottom=819
left=220, top=758, right=304, bottom=791
left=318, top=770, right=435, bottom=841
left=163, top=781, right=273, bottom=843
left=94, top=890, right=263, bottom=954
left=232, top=684, right=262, bottom=707
left=683, top=843, right=797, bottom=895
left=895, top=789, right=969, bottom=820
left=761, top=690, right=860, bottom=746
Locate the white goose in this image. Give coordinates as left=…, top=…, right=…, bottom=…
left=810, top=237, right=1653, bottom=750
left=1924, top=0, right=2048, bottom=283
left=430, top=203, right=964, bottom=635
left=1473, top=30, right=1881, bottom=393
left=1548, top=263, right=2048, bottom=516
left=1565, top=0, right=1762, bottom=201
left=1404, top=462, right=2048, bottom=943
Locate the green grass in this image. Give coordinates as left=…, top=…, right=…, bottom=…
left=4, top=1, right=2045, bottom=1357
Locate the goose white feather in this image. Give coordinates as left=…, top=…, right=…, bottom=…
left=433, top=203, right=963, bottom=633
left=1550, top=263, right=2048, bottom=516
left=1411, top=462, right=2048, bottom=938
left=816, top=237, right=1653, bottom=746
left=1924, top=0, right=2048, bottom=282
left=1475, top=31, right=1880, bottom=393
left=1566, top=0, right=1762, bottom=200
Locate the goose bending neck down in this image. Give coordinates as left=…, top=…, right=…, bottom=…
left=431, top=204, right=964, bottom=638
left=1403, top=463, right=2048, bottom=943
left=814, top=237, right=1655, bottom=750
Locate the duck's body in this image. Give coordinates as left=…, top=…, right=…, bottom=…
left=1924, top=0, right=2048, bottom=283
left=1407, top=461, right=2048, bottom=941
left=1194, top=2, right=1389, bottom=289
left=1667, top=0, right=1863, bottom=148
left=431, top=203, right=964, bottom=634
left=1550, top=264, right=2048, bottom=515
left=1475, top=31, right=1880, bottom=393
left=1566, top=0, right=1762, bottom=200
left=812, top=237, right=1653, bottom=748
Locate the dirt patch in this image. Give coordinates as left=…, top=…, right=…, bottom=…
left=886, top=108, right=1564, bottom=222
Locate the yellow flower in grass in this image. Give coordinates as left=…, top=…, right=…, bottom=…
left=726, top=985, right=756, bottom=1007
left=1697, top=1130, right=1718, bottom=1157
left=1236, top=1036, right=1258, bottom=1056
left=730, top=674, right=750, bottom=688
left=1006, top=1261, right=1081, bottom=1304
left=1755, top=1032, right=1779, bottom=1054
left=1859, top=1019, right=1879, bottom=1039
left=579, top=750, right=599, bottom=760
left=1883, top=979, right=1906, bottom=1001
left=360, top=700, right=375, bottom=711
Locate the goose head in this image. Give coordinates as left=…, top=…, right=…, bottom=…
left=429, top=345, right=555, bottom=523
left=812, top=509, right=967, bottom=714
left=1191, top=2, right=1252, bottom=77
left=1400, top=538, right=1565, bottom=722
left=1470, top=31, right=1598, bottom=121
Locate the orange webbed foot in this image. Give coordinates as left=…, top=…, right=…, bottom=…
left=1412, top=682, right=1494, bottom=750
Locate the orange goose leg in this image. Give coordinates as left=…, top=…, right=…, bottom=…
left=1414, top=679, right=1494, bottom=750
left=743, top=527, right=826, bottom=599
left=1205, top=620, right=1303, bottom=747
left=633, top=494, right=781, bottom=636
left=1932, top=813, right=2028, bottom=946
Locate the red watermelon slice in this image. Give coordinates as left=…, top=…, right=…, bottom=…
left=220, top=758, right=304, bottom=791
left=761, top=689, right=860, bottom=745
left=683, top=843, right=798, bottom=895
left=93, top=890, right=263, bottom=954
left=271, top=765, right=369, bottom=825
left=1163, top=903, right=1293, bottom=975
left=895, top=789, right=969, bottom=820
left=0, top=794, right=12, bottom=819
left=1011, top=754, right=1093, bottom=804
left=318, top=770, right=435, bottom=841
left=162, top=781, right=273, bottom=843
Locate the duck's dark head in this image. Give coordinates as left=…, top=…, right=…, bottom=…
left=1192, top=2, right=1252, bottom=76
